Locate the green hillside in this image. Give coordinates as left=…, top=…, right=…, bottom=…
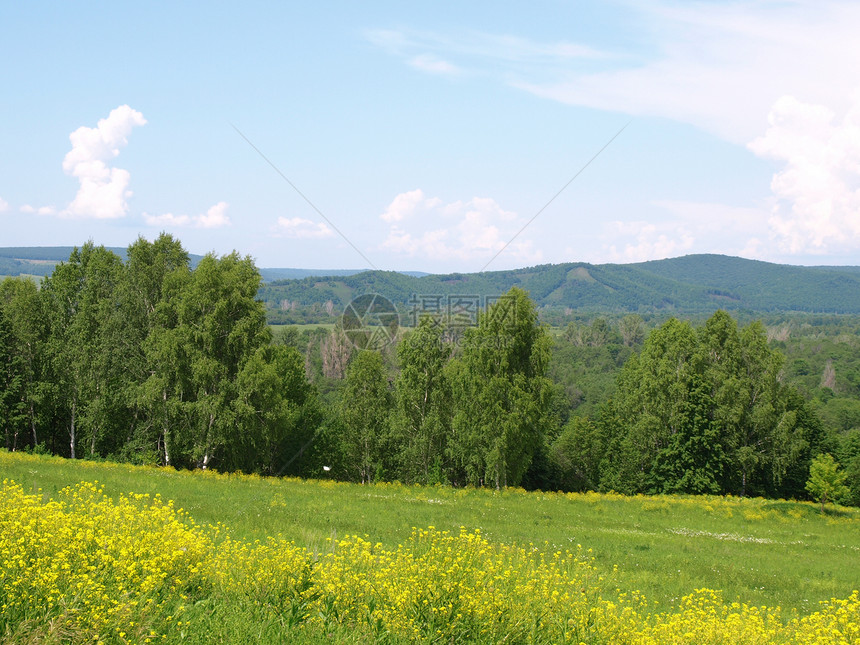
left=262, top=254, right=860, bottom=318
left=5, top=247, right=860, bottom=315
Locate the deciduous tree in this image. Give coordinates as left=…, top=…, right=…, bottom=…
left=449, top=287, right=553, bottom=489
left=391, top=317, right=452, bottom=484
left=806, top=453, right=850, bottom=510
left=342, top=350, right=392, bottom=483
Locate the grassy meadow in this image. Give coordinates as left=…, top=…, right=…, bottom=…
left=2, top=449, right=859, bottom=644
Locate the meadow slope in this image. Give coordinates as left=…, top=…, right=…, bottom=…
left=2, top=450, right=858, bottom=616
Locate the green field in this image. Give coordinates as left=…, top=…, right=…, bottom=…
left=3, top=449, right=858, bottom=617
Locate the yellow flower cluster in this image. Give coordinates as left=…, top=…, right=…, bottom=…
left=0, top=479, right=208, bottom=642
left=312, top=526, right=605, bottom=642
left=2, top=478, right=859, bottom=644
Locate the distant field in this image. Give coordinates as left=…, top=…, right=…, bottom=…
left=0, top=273, right=42, bottom=282
left=2, top=449, right=858, bottom=616
left=270, top=323, right=337, bottom=331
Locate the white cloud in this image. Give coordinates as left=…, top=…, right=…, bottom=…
left=528, top=1, right=860, bottom=144
left=595, top=200, right=782, bottom=263
left=380, top=188, right=441, bottom=222
left=20, top=203, right=57, bottom=215
left=143, top=213, right=192, bottom=227
left=379, top=190, right=541, bottom=266
left=275, top=216, right=334, bottom=239
left=143, top=202, right=232, bottom=229
left=748, top=94, right=860, bottom=254
left=367, top=27, right=608, bottom=68
left=604, top=220, right=695, bottom=263
left=62, top=104, right=147, bottom=219
left=0, top=197, right=8, bottom=212
left=197, top=202, right=231, bottom=228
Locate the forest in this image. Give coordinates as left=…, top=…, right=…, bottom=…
left=259, top=253, right=860, bottom=325
left=1, top=235, right=858, bottom=504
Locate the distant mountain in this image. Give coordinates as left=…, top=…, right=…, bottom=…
left=4, top=247, right=860, bottom=315
left=0, top=247, right=427, bottom=282
left=258, top=268, right=429, bottom=281
left=0, top=246, right=196, bottom=277
left=259, top=254, right=860, bottom=316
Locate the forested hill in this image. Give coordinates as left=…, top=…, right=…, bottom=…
left=5, top=247, right=860, bottom=314
left=261, top=254, right=860, bottom=316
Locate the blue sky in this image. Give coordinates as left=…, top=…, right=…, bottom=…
left=2, top=1, right=860, bottom=272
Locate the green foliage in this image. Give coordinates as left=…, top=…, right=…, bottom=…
left=449, top=287, right=555, bottom=488
left=342, top=351, right=392, bottom=483
left=548, top=416, right=605, bottom=492
left=232, top=344, right=321, bottom=476
left=6, top=237, right=860, bottom=507
left=0, top=238, right=329, bottom=478
left=41, top=243, right=129, bottom=459
left=390, top=317, right=452, bottom=484
left=806, top=453, right=850, bottom=509
left=651, top=375, right=726, bottom=495
left=0, top=304, right=27, bottom=450
left=561, top=311, right=821, bottom=498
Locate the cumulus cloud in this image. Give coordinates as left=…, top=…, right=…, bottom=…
left=604, top=220, right=695, bottom=263
left=143, top=202, right=232, bottom=229
left=196, top=202, right=231, bottom=228
left=274, top=216, right=334, bottom=239
left=0, top=197, right=8, bottom=212
left=19, top=204, right=57, bottom=215
left=380, top=188, right=440, bottom=222
left=379, top=190, right=541, bottom=266
left=748, top=94, right=860, bottom=254
left=597, top=200, right=780, bottom=263
left=62, top=105, right=147, bottom=219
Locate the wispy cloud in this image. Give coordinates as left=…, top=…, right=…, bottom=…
left=143, top=202, right=232, bottom=229
left=274, top=216, right=334, bottom=239
left=524, top=1, right=860, bottom=144
left=371, top=2, right=860, bottom=146
left=0, top=197, right=8, bottom=213
left=366, top=27, right=609, bottom=79
left=408, top=54, right=461, bottom=76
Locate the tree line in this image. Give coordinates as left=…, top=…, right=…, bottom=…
left=1, top=237, right=856, bottom=503
left=0, top=236, right=319, bottom=473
